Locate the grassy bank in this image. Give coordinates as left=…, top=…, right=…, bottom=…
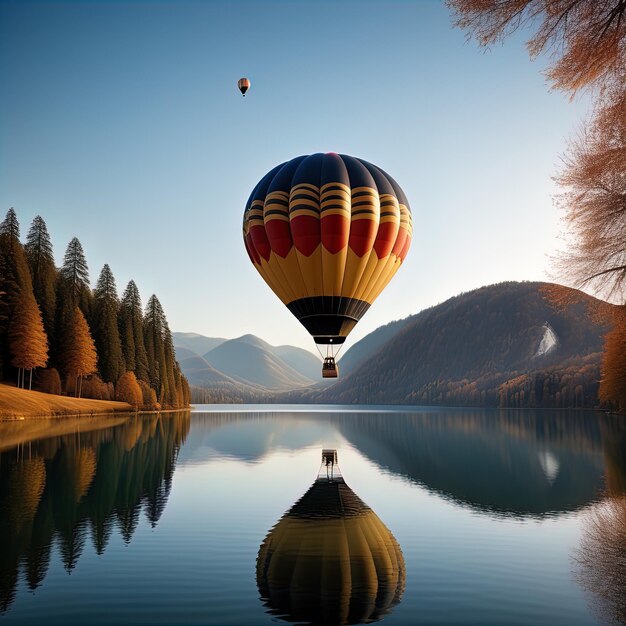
left=0, top=383, right=133, bottom=419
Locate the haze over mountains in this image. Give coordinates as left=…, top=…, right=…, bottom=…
left=176, top=282, right=615, bottom=408
left=172, top=332, right=319, bottom=391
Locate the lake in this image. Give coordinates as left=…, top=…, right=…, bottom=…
left=1, top=406, right=625, bottom=625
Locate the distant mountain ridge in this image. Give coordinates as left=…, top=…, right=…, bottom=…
left=172, top=331, right=318, bottom=391
left=177, top=282, right=615, bottom=408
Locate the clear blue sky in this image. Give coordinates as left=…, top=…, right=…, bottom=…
left=0, top=0, right=590, bottom=352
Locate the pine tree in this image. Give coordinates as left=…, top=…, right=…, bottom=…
left=119, top=281, right=148, bottom=381
left=25, top=216, right=57, bottom=342
left=92, top=265, right=124, bottom=383
left=62, top=307, right=97, bottom=397
left=0, top=208, right=34, bottom=382
left=55, top=237, right=91, bottom=369
left=58, top=237, right=91, bottom=313
left=144, top=295, right=167, bottom=401
left=8, top=291, right=49, bottom=389
left=162, top=319, right=178, bottom=407
left=143, top=296, right=187, bottom=408
left=1, top=208, right=20, bottom=241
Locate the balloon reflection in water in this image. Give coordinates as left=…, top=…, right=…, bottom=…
left=257, top=450, right=405, bottom=625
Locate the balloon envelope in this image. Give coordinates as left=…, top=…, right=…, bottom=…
left=243, top=153, right=412, bottom=345
left=238, top=77, right=250, bottom=96
left=257, top=468, right=405, bottom=624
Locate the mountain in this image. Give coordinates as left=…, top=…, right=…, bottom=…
left=172, top=332, right=226, bottom=357
left=312, top=281, right=614, bottom=407
left=267, top=345, right=320, bottom=381
left=337, top=317, right=410, bottom=376
left=173, top=346, right=199, bottom=362
left=202, top=335, right=315, bottom=390
left=203, top=334, right=318, bottom=371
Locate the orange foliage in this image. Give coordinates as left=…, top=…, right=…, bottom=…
left=82, top=375, right=114, bottom=401
left=62, top=307, right=97, bottom=377
left=115, top=371, right=142, bottom=407
left=138, top=379, right=159, bottom=410
left=37, top=368, right=61, bottom=395
left=599, top=307, right=626, bottom=411
left=448, top=0, right=626, bottom=96
left=8, top=291, right=48, bottom=374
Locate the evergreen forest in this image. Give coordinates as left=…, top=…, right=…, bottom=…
left=0, top=208, right=189, bottom=409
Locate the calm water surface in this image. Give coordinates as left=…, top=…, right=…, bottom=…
left=1, top=406, right=625, bottom=625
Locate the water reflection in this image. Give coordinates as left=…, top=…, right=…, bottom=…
left=257, top=450, right=405, bottom=625
left=0, top=412, right=190, bottom=613
left=575, top=417, right=626, bottom=625
left=188, top=409, right=610, bottom=517
left=334, top=410, right=608, bottom=517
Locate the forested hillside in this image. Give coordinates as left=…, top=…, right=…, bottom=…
left=313, top=282, right=614, bottom=407
left=0, top=209, right=189, bottom=409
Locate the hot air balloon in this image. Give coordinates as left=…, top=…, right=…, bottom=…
left=257, top=449, right=405, bottom=625
left=242, top=153, right=412, bottom=378
left=238, top=77, right=250, bottom=96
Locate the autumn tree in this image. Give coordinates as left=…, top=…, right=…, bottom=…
left=119, top=280, right=148, bottom=382
left=448, top=0, right=626, bottom=407
left=25, top=216, right=58, bottom=341
left=599, top=306, right=626, bottom=411
left=115, top=371, right=143, bottom=407
left=8, top=291, right=48, bottom=389
left=62, top=307, right=97, bottom=397
left=554, top=90, right=626, bottom=301
left=92, top=265, right=124, bottom=383
left=447, top=0, right=626, bottom=97
left=38, top=368, right=62, bottom=395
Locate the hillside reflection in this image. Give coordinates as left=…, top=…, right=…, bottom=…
left=0, top=412, right=190, bottom=613
left=333, top=410, right=610, bottom=517
left=187, top=409, right=613, bottom=517
left=257, top=451, right=405, bottom=625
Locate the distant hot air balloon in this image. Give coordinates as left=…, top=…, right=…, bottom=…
left=242, top=153, right=412, bottom=378
left=238, top=77, right=250, bottom=96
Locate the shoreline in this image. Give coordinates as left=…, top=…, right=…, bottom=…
left=0, top=384, right=189, bottom=422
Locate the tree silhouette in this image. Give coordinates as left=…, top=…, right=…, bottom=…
left=92, top=265, right=124, bottom=383
left=1, top=209, right=35, bottom=382
left=25, top=216, right=57, bottom=341
left=119, top=280, right=148, bottom=382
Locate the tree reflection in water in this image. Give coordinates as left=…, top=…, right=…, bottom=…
left=257, top=450, right=405, bottom=625
left=0, top=412, right=190, bottom=613
left=574, top=417, right=626, bottom=625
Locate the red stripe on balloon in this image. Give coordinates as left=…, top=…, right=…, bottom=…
left=249, top=224, right=272, bottom=262
left=348, top=219, right=378, bottom=257
left=373, top=222, right=400, bottom=258
left=399, top=234, right=412, bottom=262
left=265, top=220, right=293, bottom=258
left=391, top=227, right=408, bottom=257
left=291, top=215, right=321, bottom=257
left=321, top=214, right=349, bottom=254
